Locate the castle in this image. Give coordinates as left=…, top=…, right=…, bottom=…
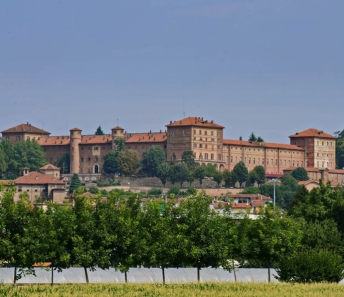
left=2, top=117, right=342, bottom=184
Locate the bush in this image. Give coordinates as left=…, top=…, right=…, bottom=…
left=148, top=188, right=163, bottom=196
left=186, top=187, right=197, bottom=196
left=88, top=187, right=99, bottom=194
left=167, top=185, right=180, bottom=196
left=275, top=249, right=344, bottom=283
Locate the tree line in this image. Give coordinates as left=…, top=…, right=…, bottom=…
left=1, top=181, right=344, bottom=284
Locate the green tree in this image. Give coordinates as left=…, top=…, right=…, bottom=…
left=336, top=138, right=344, bottom=169
left=232, top=161, right=249, bottom=188
left=0, top=140, right=17, bottom=178
left=168, top=165, right=178, bottom=185
left=141, top=146, right=166, bottom=177
left=56, top=153, right=70, bottom=174
left=187, top=170, right=195, bottom=187
left=182, top=150, right=197, bottom=169
left=116, top=149, right=139, bottom=176
left=0, top=146, right=7, bottom=178
left=222, top=169, right=233, bottom=187
left=69, top=173, right=82, bottom=194
left=204, top=163, right=217, bottom=177
left=194, top=166, right=206, bottom=186
left=167, top=185, right=180, bottom=197
left=257, top=136, right=264, bottom=142
left=157, top=162, right=170, bottom=187
left=95, top=126, right=105, bottom=135
left=291, top=167, right=309, bottom=181
left=174, top=162, right=189, bottom=187
left=248, top=133, right=257, bottom=142
left=254, top=165, right=266, bottom=186
left=248, top=169, right=259, bottom=186
left=247, top=209, right=303, bottom=282
left=103, top=151, right=118, bottom=174
left=213, top=170, right=223, bottom=187
left=114, top=138, right=126, bottom=152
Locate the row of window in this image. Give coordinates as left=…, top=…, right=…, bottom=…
left=170, top=130, right=221, bottom=137
left=198, top=154, right=222, bottom=161
left=231, top=147, right=301, bottom=154
left=317, top=153, right=333, bottom=157
left=194, top=143, right=221, bottom=150
left=80, top=157, right=102, bottom=162
left=317, top=161, right=333, bottom=168
left=230, top=156, right=305, bottom=167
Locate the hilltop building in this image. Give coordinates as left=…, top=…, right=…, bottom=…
left=1, top=117, right=341, bottom=183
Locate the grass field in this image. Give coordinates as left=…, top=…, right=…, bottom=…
left=1, top=283, right=344, bottom=297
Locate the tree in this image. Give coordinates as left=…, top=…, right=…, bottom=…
left=249, top=166, right=266, bottom=187
left=0, top=146, right=7, bottom=178
left=174, top=162, right=189, bottom=187
left=257, top=136, right=264, bottom=142
left=248, top=133, right=257, bottom=142
left=291, top=167, right=309, bottom=181
left=182, top=150, right=197, bottom=169
left=56, top=154, right=70, bottom=174
left=95, top=126, right=105, bottom=135
left=141, top=146, right=166, bottom=177
left=232, top=161, right=248, bottom=187
left=116, top=150, right=139, bottom=176
left=157, top=162, right=170, bottom=187
left=213, top=170, right=223, bottom=187
left=114, top=137, right=126, bottom=152
left=0, top=140, right=17, bottom=179
left=103, top=151, right=118, bottom=174
left=336, top=129, right=344, bottom=169
left=194, top=166, right=206, bottom=186
left=187, top=170, right=195, bottom=187
left=204, top=163, right=217, bottom=177
left=168, top=165, right=178, bottom=185
left=222, top=170, right=233, bottom=187
left=69, top=173, right=82, bottom=194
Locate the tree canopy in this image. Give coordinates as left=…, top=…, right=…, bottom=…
left=141, top=146, right=166, bottom=177
left=291, top=167, right=309, bottom=181
left=232, top=161, right=248, bottom=187
left=95, top=126, right=105, bottom=135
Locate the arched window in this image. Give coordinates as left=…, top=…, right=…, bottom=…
left=199, top=144, right=203, bottom=148
left=171, top=153, right=176, bottom=161
left=253, top=158, right=256, bottom=164
left=258, top=158, right=260, bottom=164
left=262, top=158, right=264, bottom=164
left=218, top=154, right=221, bottom=160
left=194, top=143, right=197, bottom=148
left=94, top=164, right=99, bottom=174
left=230, top=156, right=233, bottom=163
left=199, top=154, right=203, bottom=161
left=248, top=158, right=251, bottom=164
left=199, top=130, right=202, bottom=135
left=211, top=154, right=214, bottom=160
left=235, top=157, right=238, bottom=163
left=205, top=153, right=208, bottom=160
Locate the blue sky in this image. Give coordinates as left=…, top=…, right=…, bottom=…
left=1, top=0, right=343, bottom=143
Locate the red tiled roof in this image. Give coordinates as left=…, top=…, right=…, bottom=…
left=230, top=203, right=252, bottom=209
left=328, top=169, right=344, bottom=174
left=15, top=172, right=65, bottom=185
left=298, top=179, right=340, bottom=187
left=112, top=126, right=124, bottom=130
left=40, top=164, right=60, bottom=170
left=1, top=123, right=50, bottom=135
left=283, top=167, right=320, bottom=172
left=227, top=194, right=271, bottom=201
left=126, top=132, right=167, bottom=143
left=166, top=117, right=224, bottom=129
left=80, top=135, right=112, bottom=144
left=223, top=139, right=304, bottom=151
left=289, top=128, right=335, bottom=139
left=70, top=128, right=82, bottom=131
left=0, top=180, right=13, bottom=186
left=266, top=173, right=284, bottom=178
left=38, top=136, right=70, bottom=146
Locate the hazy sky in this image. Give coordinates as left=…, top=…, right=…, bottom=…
left=1, top=0, right=343, bottom=143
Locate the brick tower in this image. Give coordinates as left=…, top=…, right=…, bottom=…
left=70, top=128, right=82, bottom=174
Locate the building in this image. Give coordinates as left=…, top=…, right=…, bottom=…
left=1, top=118, right=340, bottom=181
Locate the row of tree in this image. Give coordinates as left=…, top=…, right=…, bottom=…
left=0, top=139, right=47, bottom=179
left=1, top=181, right=344, bottom=284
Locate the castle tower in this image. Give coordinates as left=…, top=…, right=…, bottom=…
left=70, top=128, right=82, bottom=174
left=111, top=126, right=125, bottom=150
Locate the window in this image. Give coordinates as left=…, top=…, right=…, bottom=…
left=199, top=130, right=202, bottom=135
left=81, top=158, right=84, bottom=162
left=322, top=141, right=324, bottom=146
left=194, top=130, right=196, bottom=135
left=204, top=131, right=207, bottom=135
left=262, top=158, right=264, bottom=164
left=235, top=157, right=238, bottom=163
left=267, top=159, right=269, bottom=165
left=94, top=146, right=99, bottom=151
left=199, top=154, right=203, bottom=161
left=217, top=145, right=220, bottom=149
left=211, top=131, right=214, bottom=136
left=183, top=130, right=186, bottom=135
left=95, top=157, right=98, bottom=162
left=217, top=132, right=220, bottom=136
left=205, top=153, right=208, bottom=160
left=88, top=158, right=91, bottom=162
left=230, top=157, right=233, bottom=163
left=218, top=154, right=221, bottom=160
left=88, top=147, right=91, bottom=151
left=102, top=146, right=105, bottom=150
left=194, top=143, right=197, bottom=148
left=172, top=130, right=176, bottom=136
left=16, top=136, right=21, bottom=141
left=81, top=147, right=84, bottom=151
left=258, top=158, right=260, bottom=164
left=211, top=154, right=214, bottom=160
left=284, top=160, right=286, bottom=166
left=205, top=144, right=208, bottom=149
left=199, top=144, right=203, bottom=148
left=248, top=158, right=251, bottom=164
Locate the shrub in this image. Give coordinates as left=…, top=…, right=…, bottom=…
left=167, top=185, right=180, bottom=196
left=186, top=187, right=197, bottom=196
left=88, top=187, right=99, bottom=194
left=275, top=249, right=344, bottom=283
left=148, top=188, right=163, bottom=196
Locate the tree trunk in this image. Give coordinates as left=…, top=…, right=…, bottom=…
left=51, top=265, right=54, bottom=286
left=162, top=266, right=165, bottom=285
left=124, top=270, right=128, bottom=283
left=84, top=267, right=89, bottom=284
left=197, top=264, right=201, bottom=282
left=233, top=268, right=237, bottom=282
left=13, top=266, right=17, bottom=285
left=268, top=265, right=271, bottom=283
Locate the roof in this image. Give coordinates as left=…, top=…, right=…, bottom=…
left=126, top=132, right=167, bottom=143
left=15, top=172, right=65, bottom=185
left=166, top=117, right=224, bottom=129
left=1, top=123, right=50, bottom=135
left=223, top=139, right=304, bottom=151
left=38, top=135, right=113, bottom=146
left=111, top=126, right=124, bottom=130
left=289, top=128, right=335, bottom=139
left=283, top=167, right=320, bottom=172
left=0, top=180, right=13, bottom=186
left=40, top=164, right=60, bottom=170
left=298, top=179, right=340, bottom=187
left=70, top=128, right=82, bottom=131
left=227, top=194, right=272, bottom=201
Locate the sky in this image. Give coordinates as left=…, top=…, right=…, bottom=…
left=1, top=0, right=343, bottom=143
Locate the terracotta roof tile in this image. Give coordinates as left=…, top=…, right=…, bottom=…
left=40, top=164, right=60, bottom=170
left=0, top=180, right=13, bottom=186
left=126, top=132, right=167, bottom=143
left=38, top=136, right=70, bottom=146
left=289, top=128, right=335, bottom=139
left=230, top=203, right=252, bottom=209
left=80, top=135, right=112, bottom=144
left=1, top=123, right=50, bottom=135
left=70, top=128, right=82, bottom=131
left=166, top=117, right=224, bottom=129
left=112, top=126, right=124, bottom=130
left=15, top=172, right=65, bottom=185
left=223, top=139, right=304, bottom=151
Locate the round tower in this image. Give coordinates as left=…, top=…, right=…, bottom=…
left=111, top=126, right=125, bottom=150
left=70, top=128, right=82, bottom=174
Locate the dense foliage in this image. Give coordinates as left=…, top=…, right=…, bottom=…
left=0, top=139, right=47, bottom=179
